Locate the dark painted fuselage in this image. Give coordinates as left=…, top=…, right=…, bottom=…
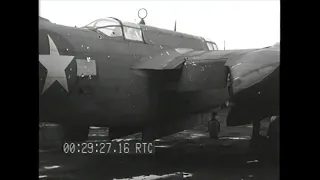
left=39, top=17, right=229, bottom=130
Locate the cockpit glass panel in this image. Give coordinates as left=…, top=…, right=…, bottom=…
left=97, top=26, right=123, bottom=37
left=85, top=21, right=96, bottom=28
left=123, top=26, right=143, bottom=41
left=95, top=19, right=119, bottom=28
left=213, top=43, right=218, bottom=50
left=84, top=18, right=120, bottom=28
left=84, top=18, right=144, bottom=40
left=122, top=21, right=141, bottom=28
left=206, top=42, right=214, bottom=50
left=84, top=18, right=123, bottom=37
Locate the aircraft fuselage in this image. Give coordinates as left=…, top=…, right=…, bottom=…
left=39, top=18, right=229, bottom=132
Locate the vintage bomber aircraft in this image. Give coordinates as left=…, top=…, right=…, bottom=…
left=39, top=16, right=230, bottom=142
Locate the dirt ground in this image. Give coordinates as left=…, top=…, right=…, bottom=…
left=39, top=108, right=279, bottom=180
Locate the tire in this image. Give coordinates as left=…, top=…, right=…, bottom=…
left=208, top=120, right=220, bottom=139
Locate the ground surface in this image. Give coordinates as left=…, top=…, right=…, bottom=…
left=39, top=108, right=279, bottom=180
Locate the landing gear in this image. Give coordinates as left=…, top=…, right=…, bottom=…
left=208, top=114, right=220, bottom=139
left=61, top=124, right=89, bottom=142
left=267, top=116, right=279, bottom=158
left=226, top=68, right=234, bottom=98
left=249, top=119, right=262, bottom=150
left=249, top=116, right=279, bottom=162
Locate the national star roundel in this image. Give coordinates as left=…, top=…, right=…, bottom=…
left=39, top=30, right=78, bottom=97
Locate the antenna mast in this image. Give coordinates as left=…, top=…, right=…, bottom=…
left=138, top=8, right=148, bottom=25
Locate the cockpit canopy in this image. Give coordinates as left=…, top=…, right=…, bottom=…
left=83, top=17, right=143, bottom=42
left=83, top=17, right=218, bottom=51
left=203, top=37, right=219, bottom=50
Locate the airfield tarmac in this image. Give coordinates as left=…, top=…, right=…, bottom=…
left=39, top=108, right=279, bottom=180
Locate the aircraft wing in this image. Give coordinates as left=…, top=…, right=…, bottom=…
left=133, top=48, right=258, bottom=71
left=133, top=44, right=279, bottom=93
left=225, top=43, right=280, bottom=126
left=225, top=44, right=280, bottom=95
left=133, top=48, right=260, bottom=92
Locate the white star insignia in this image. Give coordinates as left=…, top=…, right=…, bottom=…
left=39, top=35, right=74, bottom=94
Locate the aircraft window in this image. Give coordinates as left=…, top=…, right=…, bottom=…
left=84, top=21, right=96, bottom=28
left=206, top=42, right=214, bottom=50
left=122, top=21, right=141, bottom=29
left=123, top=26, right=143, bottom=41
left=84, top=18, right=120, bottom=28
left=213, top=43, right=218, bottom=50
left=97, top=26, right=123, bottom=37
left=95, top=20, right=119, bottom=28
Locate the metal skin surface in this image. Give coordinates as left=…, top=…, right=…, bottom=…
left=39, top=17, right=230, bottom=139
left=225, top=45, right=280, bottom=126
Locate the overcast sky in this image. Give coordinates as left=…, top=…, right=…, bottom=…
left=39, top=0, right=280, bottom=50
